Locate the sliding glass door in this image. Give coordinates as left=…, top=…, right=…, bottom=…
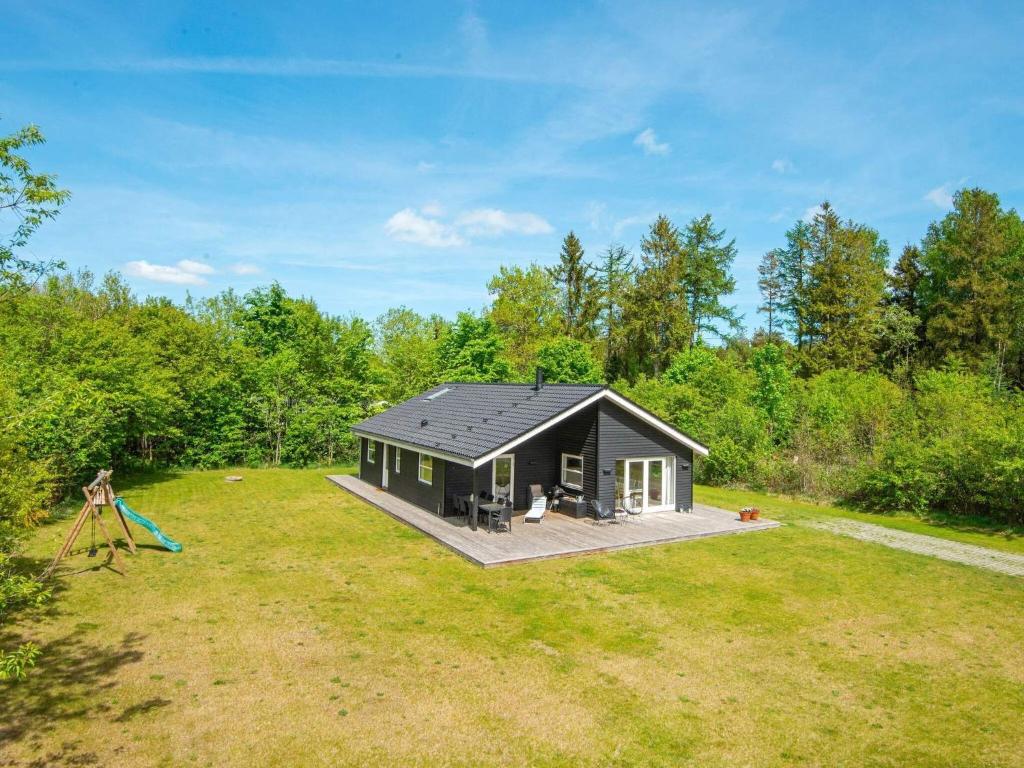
left=615, top=457, right=675, bottom=512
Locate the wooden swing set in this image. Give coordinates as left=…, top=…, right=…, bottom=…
left=42, top=469, right=136, bottom=578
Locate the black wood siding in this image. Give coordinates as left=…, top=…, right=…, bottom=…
left=384, top=446, right=446, bottom=515
left=443, top=404, right=599, bottom=511
left=359, top=437, right=383, bottom=487
left=596, top=400, right=693, bottom=511
left=360, top=438, right=446, bottom=514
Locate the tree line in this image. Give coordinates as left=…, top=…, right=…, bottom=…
left=2, top=123, right=1023, bottom=677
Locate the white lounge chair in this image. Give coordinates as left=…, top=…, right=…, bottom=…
left=524, top=495, right=547, bottom=523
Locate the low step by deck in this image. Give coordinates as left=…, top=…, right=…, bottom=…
left=327, top=474, right=779, bottom=567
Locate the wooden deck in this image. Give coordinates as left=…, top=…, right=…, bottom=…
left=327, top=474, right=780, bottom=567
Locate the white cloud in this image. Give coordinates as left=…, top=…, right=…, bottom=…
left=385, top=206, right=552, bottom=246
left=585, top=201, right=608, bottom=231
left=416, top=161, right=436, bottom=173
left=124, top=259, right=213, bottom=285
left=633, top=128, right=670, bottom=156
left=229, top=263, right=263, bottom=275
left=613, top=213, right=655, bottom=236
left=455, top=208, right=553, bottom=237
left=924, top=183, right=954, bottom=210
left=771, top=158, right=794, bottom=174
left=802, top=203, right=826, bottom=223
left=385, top=208, right=465, bottom=248
left=176, top=258, right=216, bottom=275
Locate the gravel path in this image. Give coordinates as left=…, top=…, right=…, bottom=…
left=805, top=518, right=1024, bottom=577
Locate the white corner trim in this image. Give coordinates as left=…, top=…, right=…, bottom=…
left=602, top=390, right=710, bottom=456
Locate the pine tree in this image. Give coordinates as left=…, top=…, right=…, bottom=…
left=778, top=220, right=813, bottom=350
left=623, top=216, right=691, bottom=376
left=802, top=203, right=888, bottom=372
left=889, top=244, right=923, bottom=316
left=593, top=244, right=636, bottom=380
left=918, top=188, right=1024, bottom=385
left=681, top=214, right=740, bottom=345
left=548, top=231, right=599, bottom=340
left=757, top=248, right=785, bottom=340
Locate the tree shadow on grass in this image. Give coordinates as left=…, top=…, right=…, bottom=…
left=0, top=630, right=147, bottom=764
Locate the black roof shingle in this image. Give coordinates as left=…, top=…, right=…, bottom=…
left=353, top=382, right=604, bottom=461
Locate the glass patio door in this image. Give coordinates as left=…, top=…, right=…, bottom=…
left=616, top=457, right=675, bottom=512
left=492, top=454, right=514, bottom=502
left=627, top=461, right=644, bottom=510
left=647, top=459, right=663, bottom=507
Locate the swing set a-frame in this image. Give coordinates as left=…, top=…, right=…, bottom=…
left=42, top=469, right=135, bottom=578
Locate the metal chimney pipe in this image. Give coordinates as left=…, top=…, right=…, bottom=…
left=535, top=367, right=545, bottom=390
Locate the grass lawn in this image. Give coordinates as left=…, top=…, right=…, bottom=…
left=696, top=484, right=1024, bottom=555
left=3, top=468, right=1023, bottom=767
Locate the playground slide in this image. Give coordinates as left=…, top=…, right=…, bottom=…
left=114, top=497, right=183, bottom=553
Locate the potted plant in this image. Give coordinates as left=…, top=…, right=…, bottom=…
left=750, top=507, right=761, bottom=521
left=739, top=507, right=752, bottom=522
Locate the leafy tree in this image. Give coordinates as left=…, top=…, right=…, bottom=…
left=681, top=214, right=740, bottom=345
left=436, top=312, right=513, bottom=382
left=373, top=307, right=446, bottom=404
left=874, top=304, right=920, bottom=379
left=548, top=231, right=599, bottom=340
left=486, top=264, right=561, bottom=374
left=535, top=337, right=602, bottom=384
left=751, top=343, right=793, bottom=442
left=0, top=123, right=70, bottom=301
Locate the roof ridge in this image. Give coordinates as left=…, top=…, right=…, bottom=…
left=440, top=381, right=604, bottom=387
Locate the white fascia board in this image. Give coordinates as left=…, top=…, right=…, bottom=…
left=351, top=429, right=475, bottom=467
left=471, top=390, right=607, bottom=468
left=602, top=390, right=710, bottom=456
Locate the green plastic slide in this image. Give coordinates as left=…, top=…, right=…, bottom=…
left=114, top=497, right=183, bottom=553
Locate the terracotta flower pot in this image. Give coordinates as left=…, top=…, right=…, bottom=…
left=750, top=508, right=761, bottom=521
left=739, top=510, right=752, bottom=522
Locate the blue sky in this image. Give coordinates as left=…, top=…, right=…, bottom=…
left=2, top=1, right=1022, bottom=328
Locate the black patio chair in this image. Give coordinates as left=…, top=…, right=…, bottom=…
left=490, top=504, right=512, bottom=534
left=591, top=499, right=616, bottom=525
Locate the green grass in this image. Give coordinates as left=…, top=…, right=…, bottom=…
left=2, top=468, right=1022, bottom=767
left=696, top=484, right=1024, bottom=555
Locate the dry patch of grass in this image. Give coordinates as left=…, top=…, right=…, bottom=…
left=2, top=468, right=1022, bottom=767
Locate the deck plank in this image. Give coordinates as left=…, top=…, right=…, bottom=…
left=326, top=474, right=779, bottom=567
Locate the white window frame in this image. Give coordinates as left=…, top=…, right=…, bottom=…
left=394, top=448, right=401, bottom=474
left=561, top=453, right=584, bottom=490
left=418, top=453, right=433, bottom=485
left=367, top=440, right=376, bottom=464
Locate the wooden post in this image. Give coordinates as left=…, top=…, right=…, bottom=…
left=470, top=470, right=478, bottom=531
left=104, top=475, right=136, bottom=554
left=41, top=470, right=130, bottom=578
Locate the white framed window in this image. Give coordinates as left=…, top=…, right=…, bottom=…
left=394, top=448, right=401, bottom=474
left=367, top=440, right=376, bottom=464
left=418, top=453, right=433, bottom=485
left=561, top=453, right=583, bottom=489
